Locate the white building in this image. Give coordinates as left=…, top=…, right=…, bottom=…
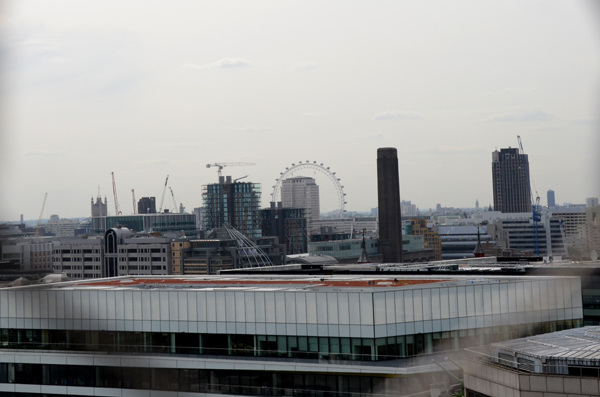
left=44, top=215, right=81, bottom=237
left=52, top=228, right=172, bottom=279
left=0, top=273, right=583, bottom=396
left=281, top=176, right=320, bottom=222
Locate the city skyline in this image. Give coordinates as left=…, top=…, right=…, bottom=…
left=1, top=1, right=599, bottom=221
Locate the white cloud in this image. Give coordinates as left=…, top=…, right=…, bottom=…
left=374, top=111, right=422, bottom=121
left=208, top=58, right=252, bottom=69
left=486, top=109, right=551, bottom=123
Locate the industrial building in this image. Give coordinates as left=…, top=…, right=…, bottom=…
left=492, top=147, right=532, bottom=213
left=0, top=273, right=583, bottom=396
left=202, top=176, right=262, bottom=238
left=377, top=148, right=403, bottom=263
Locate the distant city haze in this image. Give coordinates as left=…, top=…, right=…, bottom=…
left=0, top=1, right=599, bottom=220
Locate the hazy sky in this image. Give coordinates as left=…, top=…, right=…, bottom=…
left=1, top=1, right=599, bottom=221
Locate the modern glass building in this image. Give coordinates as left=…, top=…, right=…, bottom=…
left=203, top=176, right=262, bottom=238
left=0, top=274, right=583, bottom=396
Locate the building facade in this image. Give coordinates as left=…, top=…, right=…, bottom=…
left=281, top=176, right=320, bottom=223
left=52, top=228, right=172, bottom=279
left=137, top=197, right=156, bottom=214
left=437, top=225, right=494, bottom=260
left=260, top=205, right=308, bottom=255
left=0, top=274, right=583, bottom=396
left=492, top=148, right=532, bottom=213
left=91, top=196, right=107, bottom=218
left=92, top=213, right=197, bottom=236
left=171, top=232, right=285, bottom=275
left=464, top=327, right=600, bottom=397
left=202, top=176, right=262, bottom=238
left=547, top=189, right=556, bottom=208
left=0, top=237, right=54, bottom=272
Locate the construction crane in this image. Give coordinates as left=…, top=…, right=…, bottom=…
left=169, top=187, right=178, bottom=213
left=111, top=172, right=122, bottom=215
left=35, top=192, right=48, bottom=236
left=206, top=162, right=255, bottom=178
left=158, top=175, right=169, bottom=213
left=131, top=189, right=137, bottom=214
left=517, top=136, right=541, bottom=255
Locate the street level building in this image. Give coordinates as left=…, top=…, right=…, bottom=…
left=0, top=273, right=583, bottom=396
left=492, top=147, right=532, bottom=213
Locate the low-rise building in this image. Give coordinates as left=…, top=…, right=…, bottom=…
left=52, top=228, right=172, bottom=279
left=0, top=273, right=583, bottom=396
left=465, top=326, right=600, bottom=397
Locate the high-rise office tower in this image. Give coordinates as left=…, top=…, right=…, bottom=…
left=377, top=147, right=403, bottom=263
left=547, top=190, right=556, bottom=208
left=281, top=176, right=320, bottom=222
left=202, top=176, right=262, bottom=238
left=492, top=148, right=532, bottom=213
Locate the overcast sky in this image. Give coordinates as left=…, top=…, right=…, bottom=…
left=1, top=1, right=599, bottom=221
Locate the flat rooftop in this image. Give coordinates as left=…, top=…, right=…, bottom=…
left=492, top=326, right=600, bottom=363
left=8, top=273, right=573, bottom=293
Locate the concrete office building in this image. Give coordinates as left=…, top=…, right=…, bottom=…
left=464, top=326, right=600, bottom=397
left=310, top=216, right=378, bottom=237
left=0, top=273, right=583, bottom=396
left=203, top=176, right=262, bottom=238
left=281, top=176, right=320, bottom=223
left=492, top=147, right=532, bottom=213
left=0, top=237, right=54, bottom=272
left=377, top=147, right=403, bottom=263
left=52, top=228, right=172, bottom=279
left=43, top=215, right=81, bottom=237
left=437, top=225, right=494, bottom=260
left=587, top=197, right=599, bottom=208
left=92, top=213, right=197, bottom=236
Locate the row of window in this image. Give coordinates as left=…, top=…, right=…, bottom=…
left=0, top=320, right=579, bottom=362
